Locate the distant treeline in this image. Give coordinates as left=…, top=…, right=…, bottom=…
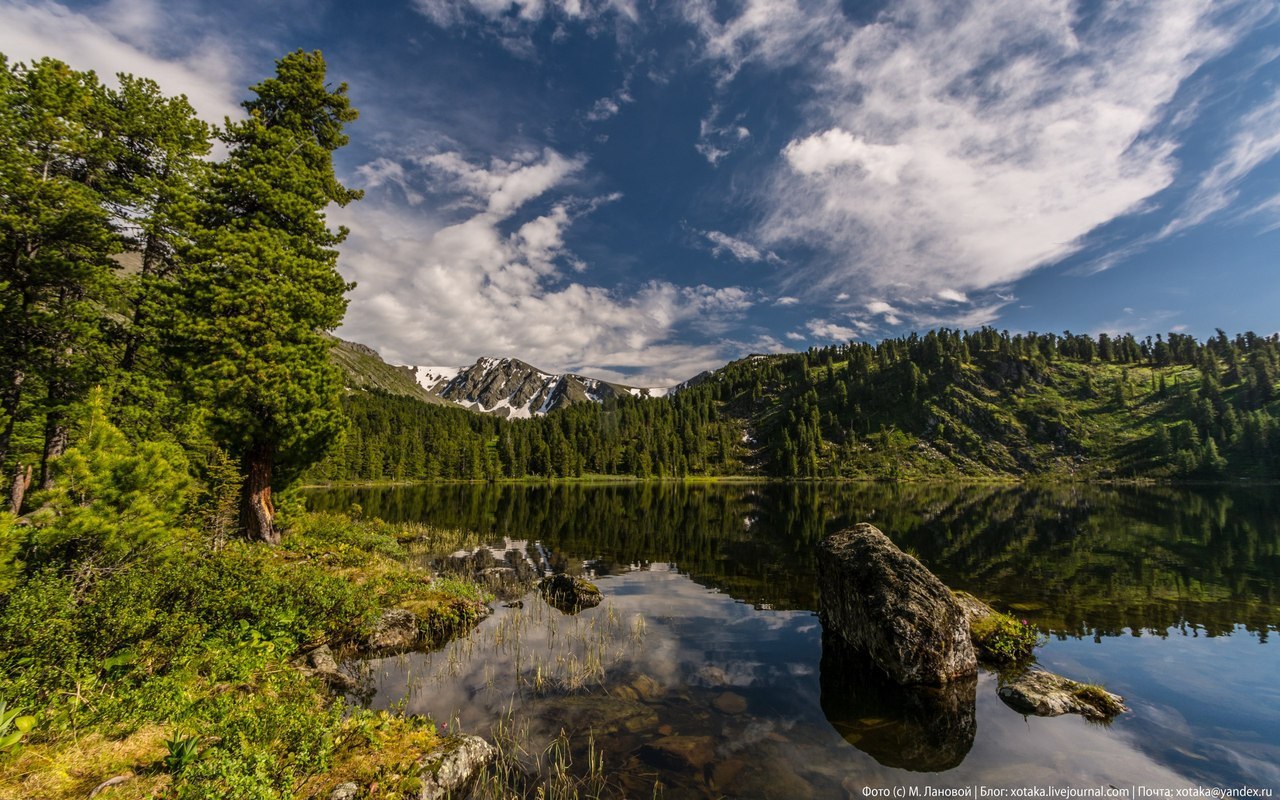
left=311, top=327, right=1280, bottom=482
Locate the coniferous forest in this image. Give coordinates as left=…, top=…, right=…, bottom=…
left=310, top=327, right=1280, bottom=483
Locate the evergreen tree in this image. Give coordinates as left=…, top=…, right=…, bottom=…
left=0, top=58, right=121, bottom=490
left=169, top=51, right=360, bottom=543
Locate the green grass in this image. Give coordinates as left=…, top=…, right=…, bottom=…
left=0, top=512, right=487, bottom=800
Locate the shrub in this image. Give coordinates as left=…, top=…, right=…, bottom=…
left=970, top=612, right=1044, bottom=665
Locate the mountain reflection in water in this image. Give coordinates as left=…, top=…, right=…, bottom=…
left=306, top=482, right=1280, bottom=793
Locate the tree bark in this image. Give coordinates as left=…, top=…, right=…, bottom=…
left=8, top=463, right=32, bottom=513
left=0, top=367, right=25, bottom=471
left=241, top=443, right=278, bottom=544
left=38, top=412, right=68, bottom=490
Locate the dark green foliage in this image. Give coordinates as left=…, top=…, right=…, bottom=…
left=23, top=393, right=191, bottom=569
left=164, top=729, right=200, bottom=774
left=167, top=50, right=362, bottom=541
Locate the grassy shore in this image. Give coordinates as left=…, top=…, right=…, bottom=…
left=0, top=512, right=490, bottom=800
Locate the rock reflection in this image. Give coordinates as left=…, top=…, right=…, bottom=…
left=819, top=631, right=977, bottom=772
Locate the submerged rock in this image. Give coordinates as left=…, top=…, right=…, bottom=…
left=538, top=574, right=603, bottom=614
left=713, top=691, right=748, bottom=714
left=819, top=631, right=977, bottom=772
left=365, top=607, right=419, bottom=652
left=817, top=523, right=977, bottom=685
left=550, top=695, right=660, bottom=735
left=998, top=669, right=1127, bottom=721
left=417, top=734, right=496, bottom=800
left=638, top=735, right=717, bottom=772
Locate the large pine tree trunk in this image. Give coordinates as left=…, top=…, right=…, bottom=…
left=9, top=463, right=32, bottom=513
left=0, top=368, right=25, bottom=470
left=38, top=411, right=68, bottom=490
left=242, top=443, right=278, bottom=544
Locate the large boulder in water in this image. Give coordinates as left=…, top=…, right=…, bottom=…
left=817, top=523, right=977, bottom=685
left=820, top=631, right=977, bottom=771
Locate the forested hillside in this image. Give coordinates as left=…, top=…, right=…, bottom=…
left=314, top=328, right=1280, bottom=482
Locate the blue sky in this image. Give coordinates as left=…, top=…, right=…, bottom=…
left=3, top=0, right=1278, bottom=385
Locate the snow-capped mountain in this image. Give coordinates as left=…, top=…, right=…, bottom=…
left=407, top=357, right=672, bottom=419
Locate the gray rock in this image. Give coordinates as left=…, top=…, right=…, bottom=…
left=537, top=574, right=603, bottom=614
left=366, top=608, right=419, bottom=652
left=329, top=782, right=359, bottom=800
left=952, top=590, right=997, bottom=627
left=306, top=644, right=357, bottom=692
left=998, top=669, right=1127, bottom=720
left=817, top=523, right=977, bottom=685
left=417, top=734, right=496, bottom=800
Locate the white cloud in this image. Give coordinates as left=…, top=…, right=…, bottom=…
left=413, top=0, right=638, bottom=51
left=696, top=104, right=753, bottom=165
left=587, top=97, right=621, bottom=121
left=782, top=129, right=911, bottom=184
left=865, top=300, right=901, bottom=325
left=775, top=296, right=800, bottom=306
left=356, top=158, right=425, bottom=205
left=835, top=292, right=850, bottom=301
left=702, top=229, right=779, bottom=264
left=0, top=0, right=244, bottom=123
left=1159, top=88, right=1280, bottom=237
left=585, top=72, right=636, bottom=122
left=805, top=320, right=858, bottom=341
left=785, top=331, right=806, bottom=341
left=336, top=148, right=752, bottom=386
left=682, top=0, right=844, bottom=83
left=691, top=0, right=1253, bottom=319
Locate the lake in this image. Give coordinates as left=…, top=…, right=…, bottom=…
left=304, top=482, right=1280, bottom=798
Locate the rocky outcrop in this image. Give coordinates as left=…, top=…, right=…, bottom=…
left=998, top=670, right=1127, bottom=721
left=538, top=574, right=603, bottom=614
left=365, top=608, right=419, bottom=652
left=820, top=631, right=977, bottom=771
left=417, top=734, right=496, bottom=800
left=817, top=523, right=977, bottom=685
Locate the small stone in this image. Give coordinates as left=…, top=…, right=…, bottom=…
left=537, top=574, right=603, bottom=614
left=712, top=692, right=748, bottom=714
left=639, top=735, right=717, bottom=772
left=306, top=645, right=357, bottom=692
left=329, top=782, right=359, bottom=800
left=417, top=734, right=496, bottom=800
left=998, top=669, right=1127, bottom=720
left=712, top=758, right=747, bottom=789
left=657, top=724, right=674, bottom=736
left=631, top=674, right=661, bottom=700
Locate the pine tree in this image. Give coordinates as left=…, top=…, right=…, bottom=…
left=169, top=51, right=361, bottom=543
left=0, top=58, right=121, bottom=489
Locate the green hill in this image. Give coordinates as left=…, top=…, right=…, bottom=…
left=326, top=334, right=446, bottom=405
left=317, top=328, right=1280, bottom=482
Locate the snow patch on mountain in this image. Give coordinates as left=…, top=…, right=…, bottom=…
left=411, top=365, right=461, bottom=392
left=400, top=357, right=678, bottom=417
